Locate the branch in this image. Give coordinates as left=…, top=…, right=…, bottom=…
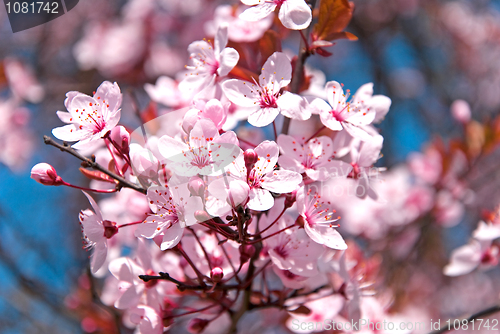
left=138, top=272, right=239, bottom=291
left=429, top=304, right=500, bottom=334
left=43, top=136, right=147, bottom=194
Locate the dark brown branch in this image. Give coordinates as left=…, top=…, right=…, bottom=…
left=138, top=272, right=239, bottom=291
left=43, top=135, right=147, bottom=194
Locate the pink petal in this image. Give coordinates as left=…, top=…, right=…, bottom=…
left=90, top=241, right=108, bottom=274
left=304, top=224, right=347, bottom=250
left=222, top=79, right=261, bottom=108
left=260, top=52, right=292, bottom=91
left=52, top=124, right=88, bottom=142
left=218, top=47, right=240, bottom=77
left=277, top=92, right=310, bottom=120
left=247, top=188, right=274, bottom=211
left=248, top=106, right=280, bottom=127
left=82, top=191, right=103, bottom=221
left=239, top=2, right=276, bottom=22
left=261, top=169, right=302, bottom=193
left=160, top=223, right=184, bottom=250
left=279, top=0, right=312, bottom=30
left=325, top=81, right=344, bottom=110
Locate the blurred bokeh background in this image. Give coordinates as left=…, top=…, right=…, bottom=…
left=2, top=0, right=500, bottom=333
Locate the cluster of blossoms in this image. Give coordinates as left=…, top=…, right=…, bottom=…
left=29, top=0, right=500, bottom=333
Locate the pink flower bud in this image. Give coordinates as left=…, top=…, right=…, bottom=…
left=194, top=210, right=212, bottom=223
left=451, top=100, right=471, bottom=124
left=210, top=267, right=224, bottom=283
left=188, top=176, right=205, bottom=197
left=239, top=244, right=256, bottom=263
left=244, top=149, right=258, bottom=169
left=109, top=126, right=130, bottom=154
left=285, top=190, right=297, bottom=208
left=31, top=163, right=63, bottom=186
left=227, top=180, right=249, bottom=207
left=102, top=220, right=118, bottom=239
left=187, top=318, right=210, bottom=334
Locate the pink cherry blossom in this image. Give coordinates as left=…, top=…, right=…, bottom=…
left=205, top=4, right=274, bottom=43
left=158, top=118, right=240, bottom=177
left=444, top=239, right=499, bottom=276
left=135, top=183, right=203, bottom=250
left=182, top=99, right=227, bottom=133
left=144, top=76, right=194, bottom=108
left=225, top=141, right=302, bottom=211
left=79, top=191, right=118, bottom=274
left=129, top=305, right=163, bottom=334
left=263, top=211, right=325, bottom=278
left=296, top=186, right=347, bottom=250
left=240, top=0, right=312, bottom=31
left=473, top=220, right=500, bottom=241
left=52, top=81, right=122, bottom=150
left=277, top=134, right=344, bottom=181
left=179, top=24, right=240, bottom=93
left=222, top=52, right=309, bottom=127
left=311, top=81, right=378, bottom=141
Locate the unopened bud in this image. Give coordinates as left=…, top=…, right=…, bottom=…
left=227, top=180, right=249, bottom=207
left=102, top=220, right=118, bottom=239
left=210, top=267, right=224, bottom=283
left=188, top=176, right=205, bottom=197
left=31, top=163, right=63, bottom=186
left=239, top=244, right=256, bottom=263
left=285, top=190, right=297, bottom=208
left=194, top=210, right=212, bottom=223
left=244, top=149, right=258, bottom=169
left=451, top=100, right=471, bottom=124
left=110, top=126, right=130, bottom=154
left=187, top=318, right=210, bottom=334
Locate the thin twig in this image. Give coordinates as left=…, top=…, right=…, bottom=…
left=43, top=136, right=147, bottom=194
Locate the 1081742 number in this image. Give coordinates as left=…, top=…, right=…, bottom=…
left=5, top=2, right=59, bottom=14
left=446, top=319, right=499, bottom=331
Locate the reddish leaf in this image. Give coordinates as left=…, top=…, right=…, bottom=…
left=259, top=30, right=282, bottom=63
left=312, top=0, right=356, bottom=42
left=141, top=101, right=158, bottom=123
left=79, top=168, right=116, bottom=184
left=228, top=65, right=259, bottom=83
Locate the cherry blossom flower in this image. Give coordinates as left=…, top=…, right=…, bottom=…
left=179, top=24, right=239, bottom=93
left=222, top=52, right=309, bottom=127
left=224, top=141, right=303, bottom=211
left=263, top=210, right=325, bottom=278
left=240, top=0, right=312, bottom=31
left=444, top=239, right=499, bottom=276
left=135, top=183, right=203, bottom=250
left=158, top=118, right=240, bottom=177
left=345, top=134, right=384, bottom=199
left=205, top=4, right=274, bottom=43
left=52, top=81, right=122, bottom=150
left=311, top=81, right=379, bottom=141
left=182, top=99, right=227, bottom=133
left=129, top=305, right=163, bottom=334
left=79, top=191, right=118, bottom=274
left=473, top=220, right=500, bottom=241
left=296, top=186, right=347, bottom=250
left=277, top=134, right=344, bottom=181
